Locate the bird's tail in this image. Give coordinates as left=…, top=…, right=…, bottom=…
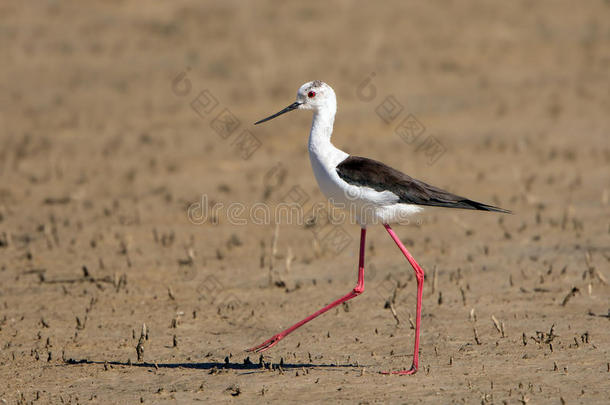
left=464, top=199, right=512, bottom=214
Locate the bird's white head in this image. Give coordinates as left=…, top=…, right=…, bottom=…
left=296, top=80, right=336, bottom=111
left=255, top=80, right=336, bottom=125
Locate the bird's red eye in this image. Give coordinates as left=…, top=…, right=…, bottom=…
left=308, top=91, right=316, bottom=98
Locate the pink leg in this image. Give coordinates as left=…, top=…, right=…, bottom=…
left=247, top=228, right=367, bottom=353
left=381, top=224, right=424, bottom=375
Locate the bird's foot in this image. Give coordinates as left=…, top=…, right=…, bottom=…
left=380, top=364, right=417, bottom=376
left=246, top=333, right=283, bottom=353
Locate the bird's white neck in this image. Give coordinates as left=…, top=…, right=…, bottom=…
left=308, top=105, right=339, bottom=156
left=307, top=102, right=349, bottom=204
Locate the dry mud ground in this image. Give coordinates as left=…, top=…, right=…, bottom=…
left=1, top=1, right=609, bottom=404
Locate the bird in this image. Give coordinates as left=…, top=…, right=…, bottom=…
left=247, top=80, right=510, bottom=375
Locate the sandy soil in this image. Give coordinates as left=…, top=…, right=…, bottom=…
left=1, top=1, right=609, bottom=403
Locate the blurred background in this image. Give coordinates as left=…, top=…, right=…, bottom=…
left=1, top=1, right=609, bottom=403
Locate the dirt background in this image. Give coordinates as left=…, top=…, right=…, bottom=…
left=1, top=1, right=609, bottom=403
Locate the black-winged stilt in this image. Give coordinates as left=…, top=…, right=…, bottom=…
left=248, top=80, right=510, bottom=375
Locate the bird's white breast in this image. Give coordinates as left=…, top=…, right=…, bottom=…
left=308, top=145, right=349, bottom=203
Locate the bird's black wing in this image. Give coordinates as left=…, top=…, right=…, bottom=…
left=336, top=156, right=511, bottom=213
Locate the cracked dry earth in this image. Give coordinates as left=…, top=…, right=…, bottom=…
left=1, top=1, right=609, bottom=404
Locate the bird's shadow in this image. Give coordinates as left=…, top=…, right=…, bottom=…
left=61, top=358, right=359, bottom=372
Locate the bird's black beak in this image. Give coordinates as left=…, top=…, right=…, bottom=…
left=254, top=101, right=301, bottom=125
